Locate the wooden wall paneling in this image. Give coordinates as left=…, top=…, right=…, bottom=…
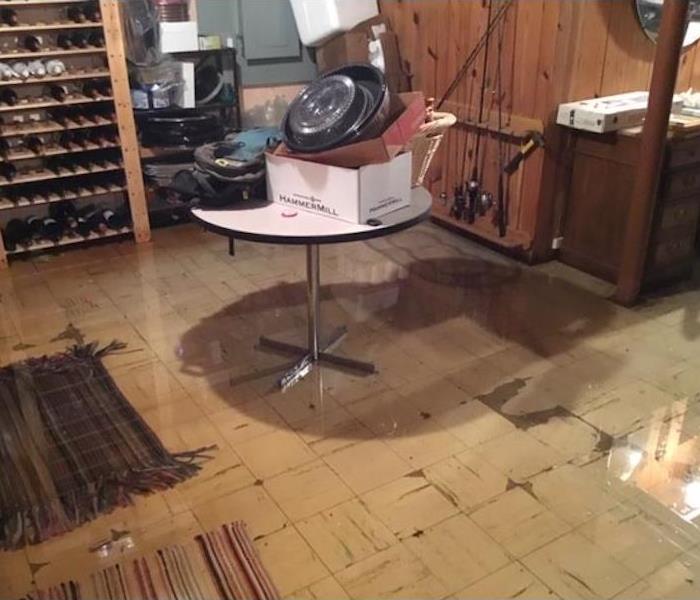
left=675, top=45, right=696, bottom=90
left=100, top=0, right=151, bottom=244
left=599, top=0, right=655, bottom=96
left=566, top=1, right=612, bottom=101
left=687, top=42, right=700, bottom=89
left=519, top=1, right=567, bottom=259
left=534, top=0, right=579, bottom=257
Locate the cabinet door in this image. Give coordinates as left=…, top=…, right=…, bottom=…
left=240, top=0, right=301, bottom=60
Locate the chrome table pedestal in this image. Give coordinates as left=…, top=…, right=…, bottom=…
left=258, top=244, right=376, bottom=389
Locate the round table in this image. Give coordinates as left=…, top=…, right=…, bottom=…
left=192, top=187, right=432, bottom=389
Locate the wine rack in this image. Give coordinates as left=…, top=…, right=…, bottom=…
left=0, top=0, right=149, bottom=266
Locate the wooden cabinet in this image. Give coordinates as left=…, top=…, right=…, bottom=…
left=560, top=131, right=700, bottom=288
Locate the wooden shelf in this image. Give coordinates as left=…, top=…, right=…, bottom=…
left=2, top=139, right=119, bottom=161
left=0, top=93, right=112, bottom=112
left=0, top=161, right=122, bottom=185
left=0, top=116, right=114, bottom=137
left=0, top=22, right=103, bottom=34
left=4, top=0, right=88, bottom=5
left=8, top=226, right=131, bottom=256
left=0, top=69, right=109, bottom=86
left=0, top=184, right=125, bottom=209
left=0, top=46, right=105, bottom=60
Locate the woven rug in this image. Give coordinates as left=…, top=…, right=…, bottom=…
left=0, top=341, right=213, bottom=551
left=21, top=522, right=280, bottom=600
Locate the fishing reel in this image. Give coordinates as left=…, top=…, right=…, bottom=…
left=450, top=184, right=467, bottom=220
left=466, top=177, right=480, bottom=223
left=478, top=190, right=494, bottom=215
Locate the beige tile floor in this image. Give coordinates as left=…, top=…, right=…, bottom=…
left=1, top=222, right=700, bottom=599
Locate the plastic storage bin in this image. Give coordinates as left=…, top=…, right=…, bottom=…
left=290, top=0, right=379, bottom=47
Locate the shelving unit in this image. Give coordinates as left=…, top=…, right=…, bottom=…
left=0, top=0, right=149, bottom=267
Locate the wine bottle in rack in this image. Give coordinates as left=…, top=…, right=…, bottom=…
left=70, top=32, right=88, bottom=48
left=26, top=214, right=43, bottom=237
left=11, top=62, right=29, bottom=79
left=102, top=207, right=126, bottom=230
left=96, top=80, right=112, bottom=96
left=1, top=88, right=17, bottom=106
left=0, top=161, right=17, bottom=181
left=82, top=81, right=100, bottom=99
left=88, top=128, right=103, bottom=147
left=0, top=62, right=16, bottom=80
left=84, top=2, right=101, bottom=22
left=57, top=34, right=73, bottom=50
left=27, top=60, right=46, bottom=78
left=41, top=215, right=64, bottom=242
left=49, top=200, right=78, bottom=234
left=58, top=131, right=72, bottom=149
left=25, top=135, right=42, bottom=154
left=51, top=107, right=69, bottom=126
left=103, top=128, right=118, bottom=144
left=45, top=60, right=66, bottom=76
left=82, top=109, right=99, bottom=123
left=0, top=138, right=9, bottom=158
left=1, top=8, right=18, bottom=27
left=3, top=219, right=30, bottom=251
left=87, top=31, right=104, bottom=47
left=71, top=130, right=87, bottom=147
left=81, top=206, right=106, bottom=233
left=23, top=35, right=42, bottom=53
left=74, top=203, right=96, bottom=236
left=49, top=84, right=69, bottom=102
left=66, top=5, right=86, bottom=23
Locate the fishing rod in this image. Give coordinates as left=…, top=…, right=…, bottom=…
left=495, top=0, right=507, bottom=237
left=436, top=0, right=515, bottom=111
left=467, top=0, right=495, bottom=225
left=451, top=45, right=478, bottom=221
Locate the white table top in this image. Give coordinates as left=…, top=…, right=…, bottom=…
left=191, top=187, right=432, bottom=245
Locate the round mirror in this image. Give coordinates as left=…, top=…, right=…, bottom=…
left=636, top=0, right=700, bottom=47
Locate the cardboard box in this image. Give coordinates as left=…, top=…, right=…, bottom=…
left=266, top=151, right=412, bottom=224
left=277, top=91, right=425, bottom=169
left=159, top=21, right=198, bottom=53
left=316, top=16, right=410, bottom=93
left=557, top=91, right=683, bottom=133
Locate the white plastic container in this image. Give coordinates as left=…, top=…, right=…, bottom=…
left=290, top=0, right=379, bottom=47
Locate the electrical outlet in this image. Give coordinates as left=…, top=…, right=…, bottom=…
left=552, top=236, right=564, bottom=250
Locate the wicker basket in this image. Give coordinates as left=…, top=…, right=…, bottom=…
left=405, top=110, right=457, bottom=187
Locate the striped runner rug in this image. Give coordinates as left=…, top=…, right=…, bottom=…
left=21, top=522, right=281, bottom=600
left=0, top=341, right=214, bottom=551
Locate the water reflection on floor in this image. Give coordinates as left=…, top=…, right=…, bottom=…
left=2, top=222, right=700, bottom=599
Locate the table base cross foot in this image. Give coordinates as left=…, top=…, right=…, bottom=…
left=257, top=244, right=376, bottom=390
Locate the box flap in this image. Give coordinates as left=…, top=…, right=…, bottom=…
left=276, top=91, right=425, bottom=168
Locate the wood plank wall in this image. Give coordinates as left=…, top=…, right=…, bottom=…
left=379, top=0, right=700, bottom=261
